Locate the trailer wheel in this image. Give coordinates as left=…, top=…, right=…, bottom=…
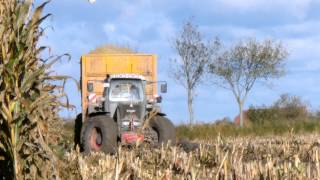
left=149, top=115, right=176, bottom=146
left=81, top=115, right=118, bottom=154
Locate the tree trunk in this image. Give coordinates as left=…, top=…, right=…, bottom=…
left=239, top=101, right=244, bottom=127
left=187, top=88, right=194, bottom=126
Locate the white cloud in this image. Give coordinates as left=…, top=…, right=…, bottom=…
left=216, top=0, right=265, bottom=10
left=101, top=6, right=176, bottom=53
left=103, top=23, right=116, bottom=33
left=201, top=18, right=320, bottom=74
left=215, top=0, right=313, bottom=19
left=282, top=36, right=320, bottom=72
left=270, top=20, right=320, bottom=37
left=201, top=25, right=264, bottom=40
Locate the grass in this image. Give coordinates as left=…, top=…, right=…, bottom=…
left=176, top=120, right=320, bottom=140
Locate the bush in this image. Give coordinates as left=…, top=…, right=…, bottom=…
left=248, top=94, right=309, bottom=124
left=274, top=94, right=308, bottom=120
left=176, top=120, right=320, bottom=140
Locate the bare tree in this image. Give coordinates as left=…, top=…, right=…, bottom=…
left=208, top=38, right=288, bottom=127
left=171, top=21, right=218, bottom=125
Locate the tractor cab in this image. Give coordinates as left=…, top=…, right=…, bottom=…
left=103, top=74, right=147, bottom=135
left=108, top=74, right=145, bottom=103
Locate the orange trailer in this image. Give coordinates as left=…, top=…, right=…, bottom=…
left=80, top=54, right=158, bottom=117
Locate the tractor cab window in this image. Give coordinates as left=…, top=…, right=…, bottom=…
left=109, top=79, right=143, bottom=102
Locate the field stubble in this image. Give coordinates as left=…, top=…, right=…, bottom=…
left=62, top=134, right=320, bottom=179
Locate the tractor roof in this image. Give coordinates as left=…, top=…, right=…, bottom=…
left=110, top=74, right=146, bottom=80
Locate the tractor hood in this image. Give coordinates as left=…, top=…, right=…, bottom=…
left=117, top=103, right=144, bottom=121
left=117, top=102, right=146, bottom=131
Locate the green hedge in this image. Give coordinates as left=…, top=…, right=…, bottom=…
left=176, top=120, right=320, bottom=140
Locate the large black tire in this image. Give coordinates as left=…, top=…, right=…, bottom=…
left=81, top=115, right=118, bottom=154
left=149, top=116, right=176, bottom=146
left=74, top=113, right=82, bottom=149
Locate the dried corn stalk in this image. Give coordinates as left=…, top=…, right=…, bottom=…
left=0, top=0, right=71, bottom=179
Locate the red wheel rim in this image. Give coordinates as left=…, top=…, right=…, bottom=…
left=90, top=127, right=102, bottom=151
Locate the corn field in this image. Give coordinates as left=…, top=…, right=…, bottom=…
left=62, top=134, right=320, bottom=180
left=0, top=0, right=71, bottom=179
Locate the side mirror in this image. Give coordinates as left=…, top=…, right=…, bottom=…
left=160, top=83, right=167, bottom=93
left=103, top=83, right=110, bottom=88
left=156, top=96, right=162, bottom=103
left=87, top=82, right=94, bottom=93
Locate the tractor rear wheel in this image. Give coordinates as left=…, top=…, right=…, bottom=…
left=81, top=115, right=118, bottom=154
left=148, top=115, right=176, bottom=146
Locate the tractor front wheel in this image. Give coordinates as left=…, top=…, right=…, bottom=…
left=81, top=115, right=118, bottom=154
left=148, top=115, right=176, bottom=146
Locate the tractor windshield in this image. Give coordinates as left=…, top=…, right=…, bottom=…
left=109, top=79, right=143, bottom=102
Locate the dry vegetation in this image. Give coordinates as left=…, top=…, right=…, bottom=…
left=60, top=134, right=320, bottom=179
left=0, top=1, right=72, bottom=179
left=89, top=44, right=136, bottom=54
left=3, top=1, right=320, bottom=180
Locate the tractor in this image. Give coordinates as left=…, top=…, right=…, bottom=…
left=79, top=54, right=175, bottom=153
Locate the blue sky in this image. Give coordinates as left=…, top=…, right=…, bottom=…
left=41, top=0, right=320, bottom=124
